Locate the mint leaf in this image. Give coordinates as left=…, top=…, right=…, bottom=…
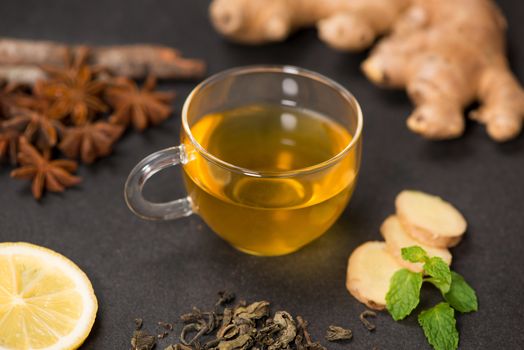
left=418, top=302, right=459, bottom=350
left=424, top=257, right=452, bottom=294
left=444, top=271, right=478, bottom=313
left=386, top=269, right=423, bottom=320
left=401, top=246, right=428, bottom=263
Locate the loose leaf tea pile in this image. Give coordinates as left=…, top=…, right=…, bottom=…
left=130, top=292, right=373, bottom=350
left=0, top=43, right=204, bottom=200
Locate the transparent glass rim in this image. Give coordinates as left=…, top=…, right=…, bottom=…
left=181, top=65, right=363, bottom=177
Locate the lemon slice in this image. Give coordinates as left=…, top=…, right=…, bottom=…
left=0, top=242, right=97, bottom=350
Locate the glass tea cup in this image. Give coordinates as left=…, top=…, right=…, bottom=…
left=125, top=66, right=363, bottom=256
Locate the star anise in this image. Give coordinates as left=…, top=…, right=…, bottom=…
left=59, top=121, right=124, bottom=164
left=0, top=83, right=33, bottom=118
left=10, top=137, right=81, bottom=200
left=36, top=47, right=108, bottom=125
left=105, top=75, right=175, bottom=131
left=40, top=46, right=92, bottom=82
left=0, top=128, right=20, bottom=165
left=0, top=83, right=16, bottom=118
left=1, top=107, right=60, bottom=150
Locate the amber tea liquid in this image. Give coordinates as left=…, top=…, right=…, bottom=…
left=182, top=104, right=358, bottom=255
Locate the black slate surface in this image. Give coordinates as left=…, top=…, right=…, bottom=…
left=1, top=0, right=523, bottom=349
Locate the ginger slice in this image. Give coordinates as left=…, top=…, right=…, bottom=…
left=381, top=215, right=452, bottom=272
left=396, top=190, right=466, bottom=248
left=346, top=241, right=403, bottom=310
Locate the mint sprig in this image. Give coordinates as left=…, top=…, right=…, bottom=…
left=418, top=302, right=459, bottom=350
left=386, top=269, right=423, bottom=320
left=444, top=271, right=478, bottom=313
left=401, top=246, right=427, bottom=263
left=424, top=257, right=452, bottom=294
left=386, top=246, right=478, bottom=350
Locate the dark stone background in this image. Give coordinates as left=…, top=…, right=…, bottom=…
left=0, top=0, right=523, bottom=348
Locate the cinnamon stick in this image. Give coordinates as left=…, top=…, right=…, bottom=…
left=0, top=38, right=206, bottom=84
left=0, top=65, right=47, bottom=85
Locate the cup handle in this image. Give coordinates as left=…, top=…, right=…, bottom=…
left=124, top=145, right=193, bottom=220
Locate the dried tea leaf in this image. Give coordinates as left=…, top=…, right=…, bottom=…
left=234, top=319, right=255, bottom=336
left=234, top=301, right=270, bottom=321
left=268, top=311, right=296, bottom=350
left=135, top=318, right=143, bottom=330
left=254, top=322, right=281, bottom=347
left=204, top=312, right=219, bottom=334
left=164, top=345, right=192, bottom=350
left=217, top=333, right=252, bottom=350
left=181, top=307, right=203, bottom=323
left=294, top=334, right=305, bottom=350
left=325, top=325, right=353, bottom=342
left=216, top=291, right=236, bottom=307
left=180, top=321, right=207, bottom=345
left=131, top=330, right=156, bottom=350
left=204, top=338, right=221, bottom=349
left=158, top=321, right=174, bottom=331
left=217, top=308, right=235, bottom=339
left=157, top=332, right=169, bottom=339
left=359, top=310, right=377, bottom=331
left=218, top=324, right=239, bottom=340
left=296, top=316, right=326, bottom=350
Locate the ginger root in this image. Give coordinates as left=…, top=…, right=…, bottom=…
left=346, top=241, right=403, bottom=310
left=0, top=38, right=206, bottom=85
left=381, top=215, right=452, bottom=272
left=210, top=0, right=524, bottom=141
left=346, top=190, right=466, bottom=309
left=396, top=190, right=466, bottom=248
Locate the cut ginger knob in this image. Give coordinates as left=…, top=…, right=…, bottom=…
left=346, top=241, right=403, bottom=310
left=381, top=215, right=452, bottom=272
left=396, top=190, right=467, bottom=248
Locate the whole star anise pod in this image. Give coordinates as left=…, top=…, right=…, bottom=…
left=0, top=83, right=16, bottom=118
left=0, top=83, right=34, bottom=118
left=105, top=75, right=175, bottom=131
left=36, top=47, right=108, bottom=125
left=0, top=127, right=21, bottom=165
left=59, top=121, right=124, bottom=164
left=1, top=107, right=60, bottom=151
left=40, top=46, right=92, bottom=82
left=10, top=137, right=81, bottom=199
left=2, top=108, right=61, bottom=150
